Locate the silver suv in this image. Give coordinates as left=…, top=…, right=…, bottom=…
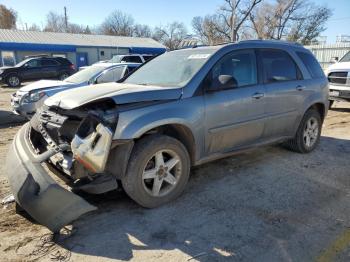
left=6, top=40, right=329, bottom=232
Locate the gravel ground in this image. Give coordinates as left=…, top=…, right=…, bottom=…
left=0, top=86, right=350, bottom=262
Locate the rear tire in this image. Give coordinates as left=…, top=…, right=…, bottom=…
left=122, top=135, right=190, bottom=208
left=6, top=74, right=21, bottom=87
left=59, top=72, right=69, bottom=80
left=284, top=109, right=322, bottom=153
left=329, top=100, right=334, bottom=109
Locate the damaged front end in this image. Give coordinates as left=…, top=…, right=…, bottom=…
left=5, top=101, right=128, bottom=232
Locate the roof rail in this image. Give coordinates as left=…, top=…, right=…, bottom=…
left=238, top=39, right=302, bottom=46
left=24, top=54, right=50, bottom=59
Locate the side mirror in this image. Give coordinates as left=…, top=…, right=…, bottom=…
left=330, top=57, right=339, bottom=63
left=207, top=75, right=237, bottom=92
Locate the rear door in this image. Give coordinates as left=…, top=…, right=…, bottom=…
left=204, top=49, right=266, bottom=154
left=41, top=58, right=60, bottom=78
left=259, top=48, right=305, bottom=139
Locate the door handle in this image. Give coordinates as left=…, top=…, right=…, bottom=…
left=252, top=92, right=264, bottom=99
left=296, top=85, right=306, bottom=91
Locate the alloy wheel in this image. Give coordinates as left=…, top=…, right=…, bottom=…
left=303, top=117, right=319, bottom=148
left=142, top=149, right=182, bottom=197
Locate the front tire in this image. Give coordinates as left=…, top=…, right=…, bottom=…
left=6, top=74, right=21, bottom=87
left=284, top=109, right=322, bottom=153
left=122, top=135, right=190, bottom=208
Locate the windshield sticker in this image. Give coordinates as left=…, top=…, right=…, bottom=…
left=188, top=54, right=211, bottom=60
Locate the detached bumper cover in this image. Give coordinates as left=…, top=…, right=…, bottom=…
left=5, top=123, right=96, bottom=232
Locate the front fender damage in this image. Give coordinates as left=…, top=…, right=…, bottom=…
left=5, top=123, right=96, bottom=232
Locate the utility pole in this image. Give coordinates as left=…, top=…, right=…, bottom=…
left=64, top=6, right=68, bottom=31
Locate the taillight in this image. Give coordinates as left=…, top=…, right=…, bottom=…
left=70, top=64, right=75, bottom=70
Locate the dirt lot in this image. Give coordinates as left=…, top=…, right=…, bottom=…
left=0, top=86, right=349, bottom=262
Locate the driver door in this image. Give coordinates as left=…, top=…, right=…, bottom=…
left=20, top=59, right=42, bottom=80
left=204, top=49, right=266, bottom=154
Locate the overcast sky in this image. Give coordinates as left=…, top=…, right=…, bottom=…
left=2, top=0, right=350, bottom=43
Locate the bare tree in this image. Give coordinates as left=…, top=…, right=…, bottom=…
left=249, top=0, right=332, bottom=43
left=192, top=15, right=230, bottom=45
left=153, top=22, right=187, bottom=50
left=192, top=0, right=262, bottom=43
left=287, top=5, right=332, bottom=44
left=28, top=23, right=41, bottom=31
left=100, top=10, right=134, bottom=36
left=43, top=11, right=91, bottom=34
left=133, top=24, right=152, bottom=38
left=44, top=11, right=66, bottom=32
left=219, top=0, right=263, bottom=42
left=0, top=4, right=17, bottom=29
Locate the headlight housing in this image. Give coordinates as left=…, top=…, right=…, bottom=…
left=22, top=91, right=46, bottom=103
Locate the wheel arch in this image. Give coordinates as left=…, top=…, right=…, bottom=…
left=307, top=102, right=326, bottom=122
left=137, top=123, right=196, bottom=165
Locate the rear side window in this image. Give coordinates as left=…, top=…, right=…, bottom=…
left=260, top=49, right=300, bottom=83
left=41, top=59, right=59, bottom=66
left=121, top=56, right=143, bottom=63
left=296, top=52, right=324, bottom=79
left=55, top=57, right=72, bottom=65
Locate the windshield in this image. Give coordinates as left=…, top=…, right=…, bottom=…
left=124, top=49, right=215, bottom=87
left=340, top=51, right=350, bottom=62
left=64, top=65, right=107, bottom=84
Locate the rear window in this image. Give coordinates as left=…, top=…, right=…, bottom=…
left=296, top=52, right=324, bottom=79
left=122, top=56, right=143, bottom=63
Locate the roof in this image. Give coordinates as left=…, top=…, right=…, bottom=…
left=0, top=29, right=165, bottom=49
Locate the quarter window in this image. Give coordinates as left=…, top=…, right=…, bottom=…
left=296, top=51, right=324, bottom=79
left=211, top=49, right=257, bottom=88
left=260, top=49, right=299, bottom=83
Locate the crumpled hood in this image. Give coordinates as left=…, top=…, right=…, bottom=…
left=20, top=80, right=74, bottom=92
left=326, top=62, right=350, bottom=73
left=45, top=82, right=183, bottom=109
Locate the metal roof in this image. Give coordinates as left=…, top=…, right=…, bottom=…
left=0, top=29, right=165, bottom=49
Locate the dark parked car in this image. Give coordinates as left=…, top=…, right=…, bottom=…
left=0, top=56, right=75, bottom=87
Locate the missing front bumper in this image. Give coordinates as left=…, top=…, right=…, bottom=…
left=5, top=123, right=96, bottom=232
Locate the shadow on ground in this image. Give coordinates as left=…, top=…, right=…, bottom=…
left=46, top=136, right=350, bottom=261
left=0, top=109, right=26, bottom=128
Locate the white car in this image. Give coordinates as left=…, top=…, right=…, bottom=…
left=11, top=62, right=140, bottom=118
left=325, top=51, right=350, bottom=108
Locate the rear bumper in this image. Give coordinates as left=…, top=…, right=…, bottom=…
left=5, top=123, right=96, bottom=232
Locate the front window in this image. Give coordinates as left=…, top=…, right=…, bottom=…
left=64, top=65, right=108, bottom=84
left=340, top=51, right=350, bottom=62
left=124, top=49, right=215, bottom=87
left=1, top=51, right=16, bottom=66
